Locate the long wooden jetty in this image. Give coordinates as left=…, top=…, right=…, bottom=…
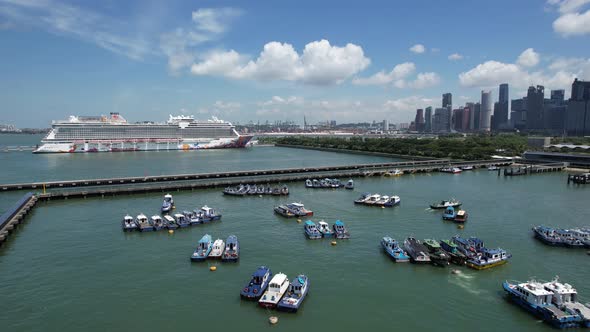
left=0, top=159, right=514, bottom=192
left=0, top=192, right=37, bottom=246
left=503, top=162, right=567, bottom=176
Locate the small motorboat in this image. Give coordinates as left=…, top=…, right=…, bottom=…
left=135, top=214, right=153, bottom=232
left=122, top=214, right=137, bottom=231
left=174, top=213, right=190, bottom=228
left=208, top=239, right=225, bottom=259
left=375, top=195, right=401, bottom=207
left=440, top=167, right=462, bottom=174
left=185, top=210, right=201, bottom=225
left=442, top=206, right=456, bottom=220
left=222, top=235, right=239, bottom=262
left=280, top=185, right=289, bottom=195
left=354, top=192, right=372, bottom=204
left=256, top=186, right=265, bottom=195
left=277, top=275, right=309, bottom=313
left=247, top=185, right=258, bottom=195
left=286, top=202, right=313, bottom=217
left=439, top=239, right=467, bottom=265
left=161, top=194, right=174, bottom=213
left=422, top=239, right=451, bottom=267
left=163, top=214, right=178, bottom=229
left=385, top=169, right=403, bottom=177
left=305, top=179, right=313, bottom=188
left=403, top=237, right=431, bottom=263
left=333, top=220, right=350, bottom=239
left=364, top=194, right=381, bottom=205
left=265, top=186, right=273, bottom=195
left=259, top=273, right=290, bottom=308
left=461, top=165, right=474, bottom=171
left=317, top=221, right=334, bottom=237
left=272, top=187, right=281, bottom=195
left=381, top=236, right=410, bottom=262
left=191, top=234, right=212, bottom=261
left=312, top=179, right=321, bottom=188
left=345, top=179, right=354, bottom=189
left=330, top=179, right=342, bottom=188
left=151, top=215, right=164, bottom=230
left=430, top=200, right=462, bottom=210
left=454, top=210, right=468, bottom=223
left=196, top=206, right=222, bottom=223
left=274, top=205, right=296, bottom=218
left=241, top=266, right=272, bottom=300
left=488, top=165, right=499, bottom=171
left=304, top=220, right=322, bottom=239
left=223, top=186, right=245, bottom=196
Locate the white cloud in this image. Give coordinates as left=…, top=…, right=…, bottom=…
left=190, top=39, right=371, bottom=85
left=407, top=72, right=441, bottom=89
left=547, top=0, right=590, bottom=36
left=448, top=53, right=464, bottom=61
left=258, top=96, right=303, bottom=106
left=213, top=100, right=241, bottom=110
left=409, top=44, right=425, bottom=54
left=352, top=62, right=415, bottom=85
left=459, top=61, right=526, bottom=87
left=516, top=48, right=540, bottom=67
left=191, top=8, right=241, bottom=34
left=383, top=96, right=435, bottom=112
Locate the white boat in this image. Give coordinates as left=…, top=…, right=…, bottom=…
left=365, top=194, right=381, bottom=205
left=317, top=221, right=334, bottom=237
left=488, top=165, right=500, bottom=171
left=259, top=273, right=290, bottom=308
left=208, top=239, right=225, bottom=258
left=461, top=165, right=474, bottom=170
left=385, top=169, right=403, bottom=177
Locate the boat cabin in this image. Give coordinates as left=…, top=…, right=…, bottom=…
left=543, top=280, right=578, bottom=305
left=174, top=213, right=186, bottom=222
left=252, top=267, right=270, bottom=285
left=480, top=248, right=508, bottom=260
left=513, top=281, right=554, bottom=307
left=268, top=273, right=289, bottom=292
left=151, top=215, right=162, bottom=222
left=164, top=194, right=173, bottom=201
left=289, top=276, right=307, bottom=296
left=163, top=215, right=175, bottom=223
left=136, top=214, right=148, bottom=223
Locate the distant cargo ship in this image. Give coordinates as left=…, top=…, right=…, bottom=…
left=33, top=113, right=252, bottom=153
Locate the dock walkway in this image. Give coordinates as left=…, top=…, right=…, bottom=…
left=0, top=192, right=37, bottom=246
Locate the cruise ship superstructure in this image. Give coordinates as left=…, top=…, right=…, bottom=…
left=34, top=113, right=252, bottom=153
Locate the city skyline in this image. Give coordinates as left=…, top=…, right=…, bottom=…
left=1, top=0, right=590, bottom=127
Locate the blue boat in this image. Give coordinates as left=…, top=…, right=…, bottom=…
left=222, top=235, right=239, bottom=262
left=240, top=266, right=272, bottom=300
left=135, top=214, right=153, bottom=232
left=161, top=194, right=174, bottom=213
left=442, top=206, right=456, bottom=220
left=151, top=215, right=165, bottom=231
left=184, top=210, right=200, bottom=225
left=196, top=206, right=222, bottom=223
left=317, top=221, right=334, bottom=237
left=381, top=236, right=410, bottom=262
left=121, top=214, right=137, bottom=231
left=191, top=234, right=212, bottom=261
left=503, top=279, right=587, bottom=329
left=333, top=220, right=350, bottom=239
left=163, top=215, right=178, bottom=230
left=304, top=220, right=322, bottom=239
left=174, top=213, right=190, bottom=228
left=452, top=236, right=511, bottom=270
left=277, top=275, right=309, bottom=312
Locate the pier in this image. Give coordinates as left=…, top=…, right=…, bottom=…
left=503, top=162, right=567, bottom=176
left=0, top=159, right=513, bottom=192
left=0, top=192, right=37, bottom=246
left=567, top=173, right=590, bottom=184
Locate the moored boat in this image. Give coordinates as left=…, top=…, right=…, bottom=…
left=345, top=179, right=354, bottom=189
left=442, top=206, right=456, bottom=220
left=403, top=237, right=431, bottom=263
left=135, top=214, right=153, bottom=232
left=241, top=266, right=272, bottom=300
left=208, top=239, right=225, bottom=259
left=191, top=234, right=212, bottom=261
left=317, top=221, right=334, bottom=238
left=163, top=214, right=178, bottom=229
left=333, top=220, right=350, bottom=239
left=174, top=213, right=190, bottom=228
left=161, top=194, right=174, bottom=213
left=196, top=206, right=222, bottom=223
left=277, top=275, right=309, bottom=312
left=453, top=236, right=511, bottom=270
left=222, top=235, right=239, bottom=262
left=454, top=210, right=468, bottom=223
left=364, top=194, right=381, bottom=205
left=488, top=165, right=500, bottom=171
left=305, top=179, right=313, bottom=188
left=422, top=239, right=451, bottom=267
left=439, top=239, right=467, bottom=265
left=122, top=214, right=137, bottom=231
left=354, top=192, right=372, bottom=204
left=274, top=205, right=296, bottom=218
left=304, top=220, right=322, bottom=239
left=440, top=167, right=462, bottom=174
left=151, top=215, right=164, bottom=230
left=430, top=199, right=462, bottom=210
left=381, top=236, right=410, bottom=262
left=461, top=165, right=474, bottom=171
left=286, top=202, right=313, bottom=217
left=259, top=273, right=290, bottom=308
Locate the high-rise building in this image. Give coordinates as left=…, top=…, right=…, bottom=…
left=551, top=89, right=565, bottom=104
left=453, top=109, right=463, bottom=131
left=424, top=106, right=432, bottom=132
left=433, top=107, right=450, bottom=132
left=462, top=107, right=471, bottom=130
left=383, top=119, right=389, bottom=131
left=414, top=109, right=425, bottom=132
left=465, top=102, right=475, bottom=130
left=473, top=102, right=481, bottom=130
left=526, top=85, right=545, bottom=131
left=565, top=79, right=590, bottom=136
left=442, top=93, right=452, bottom=109
left=480, top=90, right=493, bottom=131
left=511, top=97, right=527, bottom=131
left=494, top=83, right=510, bottom=130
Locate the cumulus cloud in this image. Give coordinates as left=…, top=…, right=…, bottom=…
left=191, top=8, right=241, bottom=34
left=190, top=39, right=371, bottom=85
left=517, top=48, right=540, bottom=67
left=409, top=44, right=425, bottom=54
left=352, top=62, right=415, bottom=85
left=448, top=53, right=464, bottom=61
left=548, top=0, right=590, bottom=36
left=258, top=96, right=303, bottom=106
left=383, top=96, right=435, bottom=112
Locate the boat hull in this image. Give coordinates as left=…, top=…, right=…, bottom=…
left=466, top=259, right=508, bottom=270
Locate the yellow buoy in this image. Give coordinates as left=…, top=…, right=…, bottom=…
left=457, top=224, right=464, bottom=229
left=297, top=219, right=302, bottom=223
left=269, top=316, right=278, bottom=325
left=381, top=206, right=385, bottom=209
left=210, top=266, right=217, bottom=271
left=331, top=241, right=337, bottom=246
left=168, top=229, right=174, bottom=234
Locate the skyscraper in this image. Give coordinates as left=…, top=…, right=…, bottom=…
left=453, top=109, right=463, bottom=131
left=480, top=90, right=493, bottom=131
left=433, top=108, right=450, bottom=132
left=465, top=102, right=475, bottom=130
left=551, top=89, right=565, bottom=104
left=424, top=106, right=432, bottom=132
left=462, top=107, right=471, bottom=130
left=473, top=102, right=481, bottom=130
left=442, top=93, right=452, bottom=109
left=526, top=85, right=545, bottom=130
left=415, top=109, right=425, bottom=132
left=511, top=97, right=527, bottom=131
left=494, top=83, right=509, bottom=130
left=565, top=79, right=590, bottom=136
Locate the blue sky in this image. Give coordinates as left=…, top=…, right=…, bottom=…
left=1, top=0, right=590, bottom=127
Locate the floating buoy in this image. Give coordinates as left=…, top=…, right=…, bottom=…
left=297, top=219, right=302, bottom=223
left=269, top=316, right=278, bottom=325
left=210, top=266, right=217, bottom=271
left=331, top=241, right=337, bottom=246
left=381, top=206, right=385, bottom=209
left=451, top=269, right=461, bottom=275
left=259, top=195, right=263, bottom=198
left=457, top=224, right=464, bottom=229
left=168, top=229, right=174, bottom=234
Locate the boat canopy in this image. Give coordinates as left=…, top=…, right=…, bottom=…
left=293, top=275, right=307, bottom=287
left=289, top=202, right=304, bottom=207
left=253, top=266, right=270, bottom=277
left=150, top=215, right=162, bottom=220
left=164, top=194, right=172, bottom=199
left=269, top=273, right=288, bottom=287
left=305, top=220, right=315, bottom=226
left=335, top=220, right=344, bottom=226
left=124, top=215, right=133, bottom=221
left=199, top=234, right=212, bottom=243
left=136, top=214, right=147, bottom=220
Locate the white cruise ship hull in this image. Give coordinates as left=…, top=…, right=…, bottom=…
left=33, top=136, right=252, bottom=153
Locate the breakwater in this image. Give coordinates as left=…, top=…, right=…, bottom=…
left=0, top=192, right=37, bottom=245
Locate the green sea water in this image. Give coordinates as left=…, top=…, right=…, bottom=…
left=0, top=134, right=589, bottom=332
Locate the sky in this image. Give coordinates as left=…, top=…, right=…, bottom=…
left=1, top=0, right=590, bottom=127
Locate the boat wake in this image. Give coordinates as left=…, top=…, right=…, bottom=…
left=448, top=272, right=484, bottom=296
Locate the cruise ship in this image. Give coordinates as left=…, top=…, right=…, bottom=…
left=34, top=113, right=253, bottom=153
